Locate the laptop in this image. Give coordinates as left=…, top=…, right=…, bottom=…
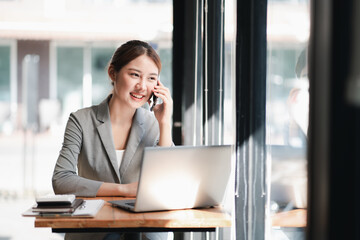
left=109, top=145, right=232, bottom=212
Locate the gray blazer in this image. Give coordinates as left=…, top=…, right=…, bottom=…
left=52, top=95, right=160, bottom=197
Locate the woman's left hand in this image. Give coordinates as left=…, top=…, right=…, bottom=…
left=152, top=81, right=173, bottom=126
left=151, top=81, right=173, bottom=147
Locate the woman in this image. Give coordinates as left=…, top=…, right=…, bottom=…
left=52, top=40, right=173, bottom=239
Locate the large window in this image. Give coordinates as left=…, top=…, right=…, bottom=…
left=267, top=0, right=310, bottom=239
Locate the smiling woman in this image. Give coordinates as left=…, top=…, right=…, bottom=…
left=109, top=55, right=159, bottom=109
left=52, top=39, right=173, bottom=197
left=51, top=40, right=173, bottom=240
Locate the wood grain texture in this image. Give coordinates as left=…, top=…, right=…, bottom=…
left=34, top=197, right=231, bottom=229
left=271, top=209, right=307, bottom=228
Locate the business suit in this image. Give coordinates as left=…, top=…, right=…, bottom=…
left=53, top=95, right=173, bottom=240
left=52, top=94, right=160, bottom=197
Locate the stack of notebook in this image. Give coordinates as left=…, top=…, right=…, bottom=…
left=23, top=194, right=105, bottom=218
left=32, top=194, right=84, bottom=214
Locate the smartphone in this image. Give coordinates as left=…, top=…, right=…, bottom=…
left=150, top=79, right=159, bottom=112
left=150, top=93, right=158, bottom=112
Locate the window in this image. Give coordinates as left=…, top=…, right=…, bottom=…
left=91, top=47, right=115, bottom=105
left=267, top=0, right=310, bottom=238
left=0, top=41, right=16, bottom=135
left=0, top=45, right=11, bottom=133
left=0, top=46, right=10, bottom=102
left=157, top=46, right=173, bottom=96
left=57, top=46, right=84, bottom=122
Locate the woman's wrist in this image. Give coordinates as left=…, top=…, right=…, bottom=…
left=116, top=184, right=126, bottom=196
left=158, top=121, right=172, bottom=130
left=97, top=182, right=137, bottom=197
left=158, top=122, right=172, bottom=147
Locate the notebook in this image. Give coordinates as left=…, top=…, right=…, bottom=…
left=109, top=145, right=232, bottom=212
left=22, top=199, right=105, bottom=218
left=32, top=198, right=84, bottom=213
left=36, top=194, right=76, bottom=206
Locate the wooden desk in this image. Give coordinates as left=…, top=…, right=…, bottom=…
left=34, top=197, right=231, bottom=233
left=271, top=209, right=307, bottom=228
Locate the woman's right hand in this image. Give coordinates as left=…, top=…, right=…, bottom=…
left=97, top=182, right=138, bottom=197
left=119, top=181, right=138, bottom=197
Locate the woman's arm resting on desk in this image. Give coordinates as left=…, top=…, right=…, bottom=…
left=97, top=182, right=138, bottom=197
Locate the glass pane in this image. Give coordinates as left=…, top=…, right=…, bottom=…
left=57, top=46, right=83, bottom=121
left=0, top=46, right=11, bottom=134
left=0, top=46, right=10, bottom=102
left=158, top=47, right=172, bottom=95
left=91, top=47, right=115, bottom=105
left=224, top=0, right=236, bottom=145
left=222, top=4, right=236, bottom=239
left=267, top=0, right=309, bottom=239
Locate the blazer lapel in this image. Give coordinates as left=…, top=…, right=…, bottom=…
left=96, top=96, right=121, bottom=182
left=119, top=109, right=145, bottom=179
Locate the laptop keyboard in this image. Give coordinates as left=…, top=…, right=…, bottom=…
left=126, top=202, right=135, bottom=207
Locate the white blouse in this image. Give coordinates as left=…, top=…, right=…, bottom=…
left=115, top=150, right=125, bottom=169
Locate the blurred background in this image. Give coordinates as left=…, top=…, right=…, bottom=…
left=0, top=0, right=309, bottom=239
left=0, top=1, right=173, bottom=239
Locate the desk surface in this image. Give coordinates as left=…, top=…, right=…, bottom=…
left=34, top=197, right=232, bottom=231
left=271, top=209, right=307, bottom=228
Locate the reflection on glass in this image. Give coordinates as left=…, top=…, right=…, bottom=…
left=267, top=0, right=309, bottom=239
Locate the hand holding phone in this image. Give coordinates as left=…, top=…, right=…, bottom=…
left=150, top=93, right=158, bottom=112
left=150, top=79, right=160, bottom=111
left=151, top=79, right=173, bottom=147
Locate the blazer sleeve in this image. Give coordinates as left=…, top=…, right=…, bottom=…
left=52, top=113, right=103, bottom=197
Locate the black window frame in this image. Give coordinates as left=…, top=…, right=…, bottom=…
left=173, top=0, right=267, bottom=239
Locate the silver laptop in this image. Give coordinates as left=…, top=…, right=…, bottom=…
left=109, top=145, right=232, bottom=212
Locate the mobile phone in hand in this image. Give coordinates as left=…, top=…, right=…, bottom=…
left=150, top=93, right=157, bottom=112
left=150, top=78, right=160, bottom=111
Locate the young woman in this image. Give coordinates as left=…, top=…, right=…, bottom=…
left=52, top=40, right=173, bottom=197
left=52, top=40, right=173, bottom=239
